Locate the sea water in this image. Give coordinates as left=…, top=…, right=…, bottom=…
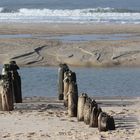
left=0, top=0, right=140, bottom=24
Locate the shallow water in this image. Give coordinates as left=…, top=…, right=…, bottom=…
left=0, top=65, right=140, bottom=97
left=0, top=34, right=32, bottom=39
left=19, top=66, right=140, bottom=97
left=43, top=34, right=134, bottom=42
left=0, top=34, right=136, bottom=42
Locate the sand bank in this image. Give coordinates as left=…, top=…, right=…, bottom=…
left=1, top=23, right=140, bottom=35
left=0, top=96, right=139, bottom=140
left=0, top=23, right=140, bottom=67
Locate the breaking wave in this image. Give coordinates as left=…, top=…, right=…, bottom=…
left=0, top=7, right=140, bottom=24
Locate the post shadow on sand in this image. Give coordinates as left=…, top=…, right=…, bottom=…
left=115, top=115, right=138, bottom=130
left=98, top=99, right=138, bottom=131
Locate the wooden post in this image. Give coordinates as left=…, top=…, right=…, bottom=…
left=107, top=115, right=115, bottom=131
left=63, top=72, right=69, bottom=107
left=67, top=70, right=78, bottom=117
left=9, top=61, right=22, bottom=103
left=83, top=97, right=92, bottom=124
left=68, top=71, right=78, bottom=117
left=77, top=93, right=88, bottom=121
left=98, top=112, right=115, bottom=131
left=84, top=98, right=97, bottom=125
left=89, top=107, right=102, bottom=127
left=12, top=71, right=22, bottom=103
left=0, top=74, right=14, bottom=111
left=58, top=63, right=69, bottom=100
left=2, top=64, right=11, bottom=75
left=68, top=71, right=77, bottom=83
left=67, top=81, right=78, bottom=117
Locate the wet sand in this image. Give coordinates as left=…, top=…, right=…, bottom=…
left=1, top=23, right=140, bottom=35
left=0, top=23, right=140, bottom=67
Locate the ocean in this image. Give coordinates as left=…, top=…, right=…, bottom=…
left=0, top=0, right=140, bottom=24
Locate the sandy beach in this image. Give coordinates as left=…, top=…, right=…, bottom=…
left=0, top=96, right=139, bottom=140
left=0, top=23, right=140, bottom=67
left=0, top=23, right=140, bottom=140
left=1, top=0, right=140, bottom=138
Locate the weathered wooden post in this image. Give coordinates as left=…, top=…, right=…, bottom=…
left=77, top=93, right=88, bottom=121
left=63, top=71, right=69, bottom=107
left=67, top=70, right=78, bottom=117
left=107, top=115, right=115, bottom=131
left=2, top=64, right=10, bottom=75
left=58, top=63, right=69, bottom=100
left=12, top=71, right=22, bottom=103
left=0, top=70, right=14, bottom=111
left=67, top=81, right=78, bottom=117
left=10, top=61, right=22, bottom=103
left=68, top=71, right=77, bottom=83
left=83, top=97, right=92, bottom=124
left=84, top=98, right=97, bottom=125
left=89, top=107, right=102, bottom=127
left=98, top=112, right=115, bottom=131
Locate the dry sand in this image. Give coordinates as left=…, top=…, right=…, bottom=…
left=0, top=96, right=139, bottom=140
left=0, top=23, right=140, bottom=67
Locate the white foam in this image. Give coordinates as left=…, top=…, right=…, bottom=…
left=0, top=7, right=140, bottom=24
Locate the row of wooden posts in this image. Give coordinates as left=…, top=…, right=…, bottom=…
left=0, top=61, right=22, bottom=111
left=0, top=61, right=115, bottom=131
left=58, top=63, right=115, bottom=132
